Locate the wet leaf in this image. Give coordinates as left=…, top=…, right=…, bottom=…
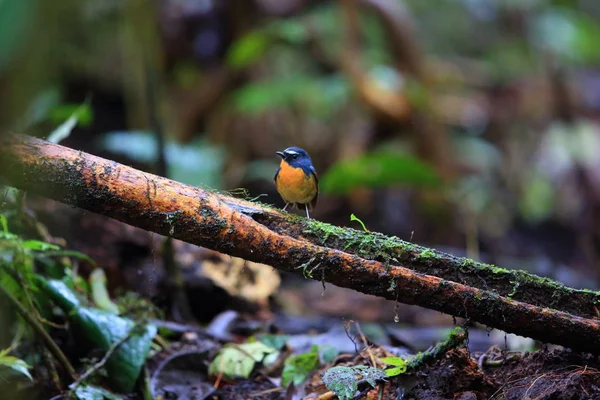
left=38, top=278, right=156, bottom=393
left=322, top=365, right=386, bottom=400
left=208, top=341, right=276, bottom=379
left=71, top=383, right=124, bottom=400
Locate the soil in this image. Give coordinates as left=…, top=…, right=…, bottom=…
left=399, top=347, right=600, bottom=400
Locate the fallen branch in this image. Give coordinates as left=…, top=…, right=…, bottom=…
left=1, top=134, right=600, bottom=353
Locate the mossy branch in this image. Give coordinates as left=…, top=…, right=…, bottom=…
left=297, top=221, right=600, bottom=320
left=2, top=134, right=600, bottom=353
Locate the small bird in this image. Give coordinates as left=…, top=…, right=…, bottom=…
left=274, top=146, right=319, bottom=219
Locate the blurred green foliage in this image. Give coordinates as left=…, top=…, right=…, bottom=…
left=321, top=150, right=441, bottom=195
left=533, top=7, right=600, bottom=65
left=231, top=74, right=350, bottom=118
left=0, top=213, right=157, bottom=395
left=0, top=0, right=35, bottom=73
left=281, top=345, right=320, bottom=387
left=100, top=131, right=225, bottom=188
left=0, top=347, right=32, bottom=382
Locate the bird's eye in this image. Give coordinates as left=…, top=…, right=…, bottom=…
left=293, top=154, right=298, bottom=159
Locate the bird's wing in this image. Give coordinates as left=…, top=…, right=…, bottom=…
left=273, top=167, right=280, bottom=182
left=310, top=166, right=319, bottom=209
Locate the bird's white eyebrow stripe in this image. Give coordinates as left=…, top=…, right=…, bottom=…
left=285, top=150, right=298, bottom=155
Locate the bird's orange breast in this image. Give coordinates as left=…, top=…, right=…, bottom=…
left=276, top=161, right=317, bottom=205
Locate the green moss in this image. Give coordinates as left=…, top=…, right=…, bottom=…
left=507, top=281, right=519, bottom=298
left=418, top=249, right=438, bottom=260
left=301, top=217, right=600, bottom=316
left=406, top=327, right=466, bottom=370
left=490, top=265, right=509, bottom=274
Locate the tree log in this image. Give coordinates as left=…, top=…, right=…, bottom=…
left=1, top=134, right=600, bottom=353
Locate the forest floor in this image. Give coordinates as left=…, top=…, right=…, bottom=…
left=146, top=330, right=600, bottom=399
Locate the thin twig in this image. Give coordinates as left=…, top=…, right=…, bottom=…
left=354, top=322, right=377, bottom=368
left=41, top=345, right=63, bottom=391
left=0, top=280, right=77, bottom=380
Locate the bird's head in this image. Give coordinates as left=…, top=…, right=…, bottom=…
left=276, top=147, right=312, bottom=168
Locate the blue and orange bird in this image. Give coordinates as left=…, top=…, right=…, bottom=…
left=274, top=147, right=319, bottom=219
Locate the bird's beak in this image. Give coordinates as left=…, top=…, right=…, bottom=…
left=276, top=151, right=285, bottom=158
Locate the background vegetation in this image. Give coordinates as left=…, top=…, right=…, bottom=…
left=2, top=0, right=600, bottom=398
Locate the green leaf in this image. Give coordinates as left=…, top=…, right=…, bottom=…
left=37, top=278, right=156, bottom=393
left=350, top=214, right=369, bottom=232
left=0, top=350, right=33, bottom=381
left=321, top=366, right=358, bottom=400
left=21, top=240, right=60, bottom=251
left=46, top=98, right=92, bottom=144
left=384, top=367, right=405, bottom=377
left=281, top=345, right=320, bottom=387
left=49, top=102, right=93, bottom=127
left=208, top=342, right=276, bottom=379
left=379, top=356, right=406, bottom=367
left=0, top=214, right=7, bottom=234
left=258, top=334, right=289, bottom=350
left=353, top=365, right=387, bottom=387
left=226, top=30, right=270, bottom=68
left=322, top=365, right=386, bottom=400
left=89, top=269, right=119, bottom=314
left=379, top=356, right=407, bottom=376
left=320, top=151, right=441, bottom=195
left=71, top=383, right=125, bottom=400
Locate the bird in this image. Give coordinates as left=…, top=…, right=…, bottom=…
left=274, top=146, right=319, bottom=219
